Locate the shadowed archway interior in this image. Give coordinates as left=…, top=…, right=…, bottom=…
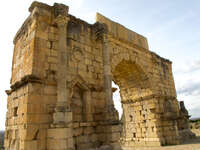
left=113, top=60, right=158, bottom=146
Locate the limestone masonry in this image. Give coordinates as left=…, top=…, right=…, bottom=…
left=4, top=1, right=195, bottom=150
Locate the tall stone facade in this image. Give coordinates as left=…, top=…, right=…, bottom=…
left=4, top=1, right=191, bottom=150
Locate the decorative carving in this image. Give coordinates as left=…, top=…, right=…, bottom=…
left=53, top=3, right=69, bottom=17
left=94, top=22, right=108, bottom=41
left=54, top=15, right=70, bottom=27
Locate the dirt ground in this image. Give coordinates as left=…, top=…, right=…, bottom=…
left=123, top=137, right=200, bottom=150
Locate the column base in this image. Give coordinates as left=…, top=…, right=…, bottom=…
left=105, top=105, right=119, bottom=123
left=52, top=110, right=73, bottom=128
left=47, top=128, right=74, bottom=150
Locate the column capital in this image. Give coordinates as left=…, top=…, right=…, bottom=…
left=54, top=15, right=70, bottom=26
left=102, top=34, right=113, bottom=45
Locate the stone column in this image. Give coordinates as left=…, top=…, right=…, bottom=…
left=53, top=15, right=70, bottom=125
left=102, top=34, right=114, bottom=112
left=83, top=90, right=93, bottom=121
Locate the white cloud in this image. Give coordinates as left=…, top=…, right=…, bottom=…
left=175, top=60, right=200, bottom=74
left=173, top=60, right=200, bottom=118
left=177, top=80, right=200, bottom=96
left=78, top=11, right=96, bottom=24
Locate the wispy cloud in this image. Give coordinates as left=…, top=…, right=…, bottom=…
left=176, top=79, right=200, bottom=118
left=175, top=60, right=200, bottom=74
left=189, top=107, right=200, bottom=119
left=177, top=80, right=200, bottom=96
left=174, top=60, right=200, bottom=118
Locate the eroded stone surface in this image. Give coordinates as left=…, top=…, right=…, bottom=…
left=4, top=1, right=194, bottom=150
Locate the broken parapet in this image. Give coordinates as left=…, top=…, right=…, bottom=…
left=177, top=101, right=196, bottom=142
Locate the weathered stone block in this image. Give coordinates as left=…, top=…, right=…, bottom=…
left=47, top=139, right=67, bottom=150
left=77, top=135, right=90, bottom=143
left=73, top=128, right=83, bottom=136
left=47, top=128, right=72, bottom=139
left=24, top=140, right=37, bottom=150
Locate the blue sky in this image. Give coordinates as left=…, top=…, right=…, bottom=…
left=0, top=0, right=199, bottom=130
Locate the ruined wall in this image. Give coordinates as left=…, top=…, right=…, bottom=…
left=5, top=2, right=120, bottom=150
left=96, top=14, right=180, bottom=146
left=4, top=1, right=184, bottom=150
left=4, top=12, right=41, bottom=149
left=177, top=101, right=195, bottom=141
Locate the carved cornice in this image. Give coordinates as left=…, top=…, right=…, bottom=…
left=29, top=1, right=51, bottom=13
left=7, top=75, right=43, bottom=95
left=122, top=94, right=176, bottom=104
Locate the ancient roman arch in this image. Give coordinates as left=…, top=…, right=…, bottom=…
left=4, top=1, right=190, bottom=150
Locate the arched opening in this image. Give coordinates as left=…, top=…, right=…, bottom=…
left=112, top=59, right=159, bottom=146
left=113, top=60, right=152, bottom=102
left=112, top=81, right=122, bottom=120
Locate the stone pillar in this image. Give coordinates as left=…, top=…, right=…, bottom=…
left=83, top=90, right=93, bottom=121
left=102, top=34, right=114, bottom=112
left=53, top=15, right=70, bottom=126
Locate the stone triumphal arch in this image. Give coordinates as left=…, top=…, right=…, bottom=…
left=4, top=1, right=192, bottom=150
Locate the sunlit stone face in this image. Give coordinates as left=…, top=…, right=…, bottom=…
left=4, top=1, right=191, bottom=150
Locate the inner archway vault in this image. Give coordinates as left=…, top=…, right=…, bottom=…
left=113, top=59, right=153, bottom=103
left=112, top=59, right=162, bottom=146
